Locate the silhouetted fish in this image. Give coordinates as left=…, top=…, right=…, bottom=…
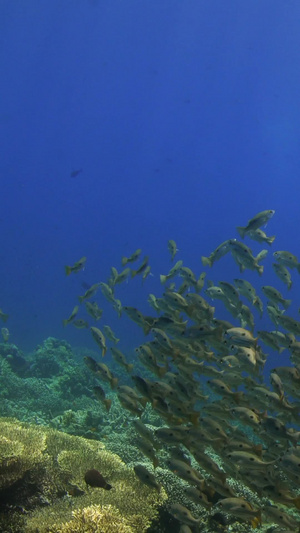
left=84, top=469, right=112, bottom=490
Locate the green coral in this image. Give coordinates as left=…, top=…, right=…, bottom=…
left=30, top=337, right=74, bottom=378
left=0, top=418, right=167, bottom=533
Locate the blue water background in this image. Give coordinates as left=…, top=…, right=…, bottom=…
left=1, top=1, right=300, bottom=380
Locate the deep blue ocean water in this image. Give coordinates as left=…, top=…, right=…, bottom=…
left=1, top=1, right=300, bottom=381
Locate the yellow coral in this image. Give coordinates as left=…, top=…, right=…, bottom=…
left=47, top=505, right=134, bottom=533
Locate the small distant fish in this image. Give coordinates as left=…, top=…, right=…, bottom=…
left=72, top=319, right=89, bottom=329
left=110, top=267, right=131, bottom=286
left=97, top=362, right=118, bottom=389
left=207, top=379, right=243, bottom=404
left=234, top=278, right=257, bottom=303
left=263, top=504, right=300, bottom=530
left=214, top=497, right=261, bottom=528
left=78, top=283, right=101, bottom=303
left=169, top=503, right=201, bottom=528
left=118, top=392, right=144, bottom=417
left=135, top=436, right=159, bottom=467
left=84, top=469, right=112, bottom=490
left=160, top=260, right=183, bottom=284
left=142, top=264, right=152, bottom=283
left=99, top=282, right=115, bottom=303
left=112, top=298, right=122, bottom=317
left=84, top=355, right=101, bottom=374
left=262, top=285, right=291, bottom=310
left=70, top=168, right=83, bottom=178
left=247, top=228, right=275, bottom=245
left=103, top=325, right=119, bottom=344
left=237, top=209, right=275, bottom=239
left=66, top=482, right=85, bottom=497
left=168, top=239, right=178, bottom=261
left=201, top=239, right=232, bottom=267
left=90, top=326, right=107, bottom=356
left=1, top=327, right=9, bottom=342
left=167, top=458, right=204, bottom=488
left=0, top=309, right=9, bottom=323
left=111, top=347, right=133, bottom=373
left=85, top=301, right=103, bottom=321
left=65, top=256, right=86, bottom=276
left=131, top=256, right=149, bottom=278
left=134, top=464, right=160, bottom=491
left=121, top=248, right=142, bottom=266
left=93, top=385, right=111, bottom=412
left=272, top=262, right=292, bottom=290
left=273, top=250, right=300, bottom=272
left=62, top=305, right=79, bottom=327
left=229, top=240, right=264, bottom=275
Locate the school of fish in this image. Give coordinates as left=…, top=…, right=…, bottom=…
left=63, top=210, right=300, bottom=532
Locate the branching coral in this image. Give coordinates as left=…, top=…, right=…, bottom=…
left=48, top=504, right=134, bottom=533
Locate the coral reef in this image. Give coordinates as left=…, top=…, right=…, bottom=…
left=0, top=339, right=111, bottom=438
left=0, top=418, right=167, bottom=532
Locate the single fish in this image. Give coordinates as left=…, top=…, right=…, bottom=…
left=65, top=256, right=86, bottom=276
left=237, top=209, right=275, bottom=239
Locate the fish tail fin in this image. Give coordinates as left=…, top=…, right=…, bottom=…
left=214, top=325, right=224, bottom=342
left=139, top=396, right=148, bottom=408
left=104, top=399, right=112, bottom=412
left=143, top=322, right=152, bottom=336
left=121, top=257, right=128, bottom=266
left=237, top=226, right=246, bottom=239
left=189, top=412, right=199, bottom=426
left=253, top=444, right=263, bottom=457
left=131, top=269, right=137, bottom=278
left=153, top=457, right=159, bottom=468
left=126, top=363, right=134, bottom=373
left=201, top=256, right=212, bottom=267
left=219, top=472, right=227, bottom=485
left=284, top=299, right=292, bottom=309
left=251, top=514, right=261, bottom=529
left=160, top=274, right=168, bottom=284
left=294, top=497, right=300, bottom=510
left=62, top=319, right=68, bottom=327
left=258, top=265, right=264, bottom=276
left=267, top=236, right=276, bottom=245
left=157, top=365, right=169, bottom=378
left=102, top=347, right=107, bottom=357
left=111, top=377, right=118, bottom=390
left=65, top=265, right=72, bottom=276
left=78, top=296, right=84, bottom=304
left=233, top=391, right=244, bottom=404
